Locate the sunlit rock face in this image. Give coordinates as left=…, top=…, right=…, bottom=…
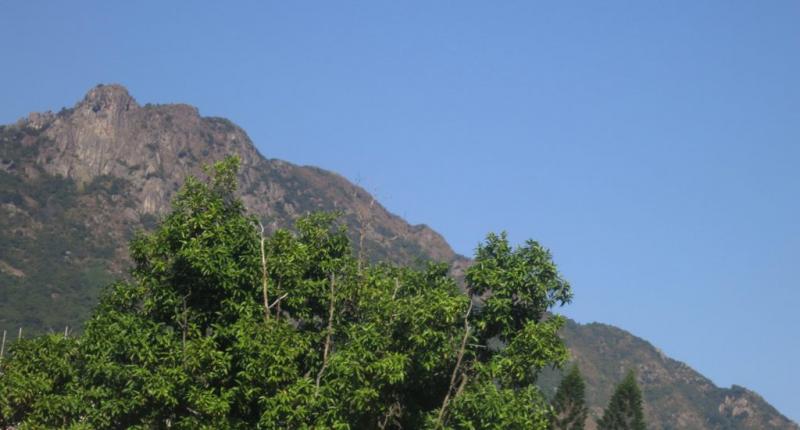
left=21, top=84, right=459, bottom=264
left=2, top=84, right=797, bottom=430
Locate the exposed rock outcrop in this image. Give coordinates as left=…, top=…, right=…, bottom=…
left=24, top=84, right=461, bottom=265
left=1, top=85, right=796, bottom=430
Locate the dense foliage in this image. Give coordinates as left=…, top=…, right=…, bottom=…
left=550, top=365, right=588, bottom=430
left=0, top=157, right=573, bottom=429
left=597, top=371, right=646, bottom=430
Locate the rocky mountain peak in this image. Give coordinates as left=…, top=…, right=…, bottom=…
left=33, top=84, right=263, bottom=213
left=9, top=85, right=461, bottom=268
left=1, top=85, right=798, bottom=429
left=78, top=83, right=139, bottom=115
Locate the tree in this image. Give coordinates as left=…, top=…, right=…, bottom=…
left=0, top=157, right=574, bottom=429
left=597, top=370, right=646, bottom=430
left=550, top=364, right=588, bottom=430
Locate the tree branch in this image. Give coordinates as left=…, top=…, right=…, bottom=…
left=268, top=293, right=288, bottom=310
left=437, top=298, right=474, bottom=425
left=315, top=272, right=336, bottom=393
left=259, top=222, right=270, bottom=320
left=392, top=277, right=401, bottom=300
left=0, top=330, right=6, bottom=361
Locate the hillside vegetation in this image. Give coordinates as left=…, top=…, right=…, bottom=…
left=0, top=85, right=796, bottom=429
left=1, top=157, right=572, bottom=429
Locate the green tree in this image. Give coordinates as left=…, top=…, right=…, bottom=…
left=550, top=364, right=588, bottom=430
left=0, top=157, right=574, bottom=429
left=597, top=370, right=646, bottom=430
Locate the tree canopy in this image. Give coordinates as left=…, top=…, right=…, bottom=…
left=0, top=157, right=574, bottom=429
left=597, top=371, right=646, bottom=430
left=550, top=364, right=588, bottom=430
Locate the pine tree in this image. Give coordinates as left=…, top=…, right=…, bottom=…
left=550, top=364, right=588, bottom=430
left=597, top=370, right=646, bottom=430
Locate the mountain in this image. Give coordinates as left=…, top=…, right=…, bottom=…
left=0, top=84, right=466, bottom=333
left=538, top=320, right=799, bottom=429
left=0, top=85, right=796, bottom=429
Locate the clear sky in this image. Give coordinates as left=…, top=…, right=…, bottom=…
left=2, top=1, right=798, bottom=422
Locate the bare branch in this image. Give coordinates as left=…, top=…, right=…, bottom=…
left=275, top=279, right=283, bottom=320
left=268, top=293, right=288, bottom=310
left=392, top=278, right=401, bottom=300
left=437, top=298, right=474, bottom=425
left=259, top=221, right=270, bottom=320
left=315, top=273, right=337, bottom=393
left=378, top=401, right=403, bottom=429
left=454, top=372, right=469, bottom=399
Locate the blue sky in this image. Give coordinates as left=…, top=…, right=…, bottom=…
left=2, top=1, right=799, bottom=421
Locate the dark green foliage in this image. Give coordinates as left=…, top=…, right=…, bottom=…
left=598, top=371, right=646, bottom=430
left=0, top=157, right=573, bottom=429
left=550, top=365, right=588, bottom=430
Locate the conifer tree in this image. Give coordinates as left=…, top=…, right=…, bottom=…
left=597, top=370, right=646, bottom=430
left=550, top=364, right=588, bottom=430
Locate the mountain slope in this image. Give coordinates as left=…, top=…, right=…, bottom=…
left=538, top=320, right=799, bottom=429
left=0, top=84, right=465, bottom=333
left=0, top=85, right=795, bottom=429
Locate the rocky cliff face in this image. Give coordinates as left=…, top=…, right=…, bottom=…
left=0, top=85, right=795, bottom=429
left=23, top=84, right=462, bottom=263
left=0, top=84, right=465, bottom=338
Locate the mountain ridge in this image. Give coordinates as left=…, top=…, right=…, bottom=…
left=15, top=83, right=465, bottom=263
left=0, top=84, right=795, bottom=429
left=540, top=320, right=799, bottom=429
